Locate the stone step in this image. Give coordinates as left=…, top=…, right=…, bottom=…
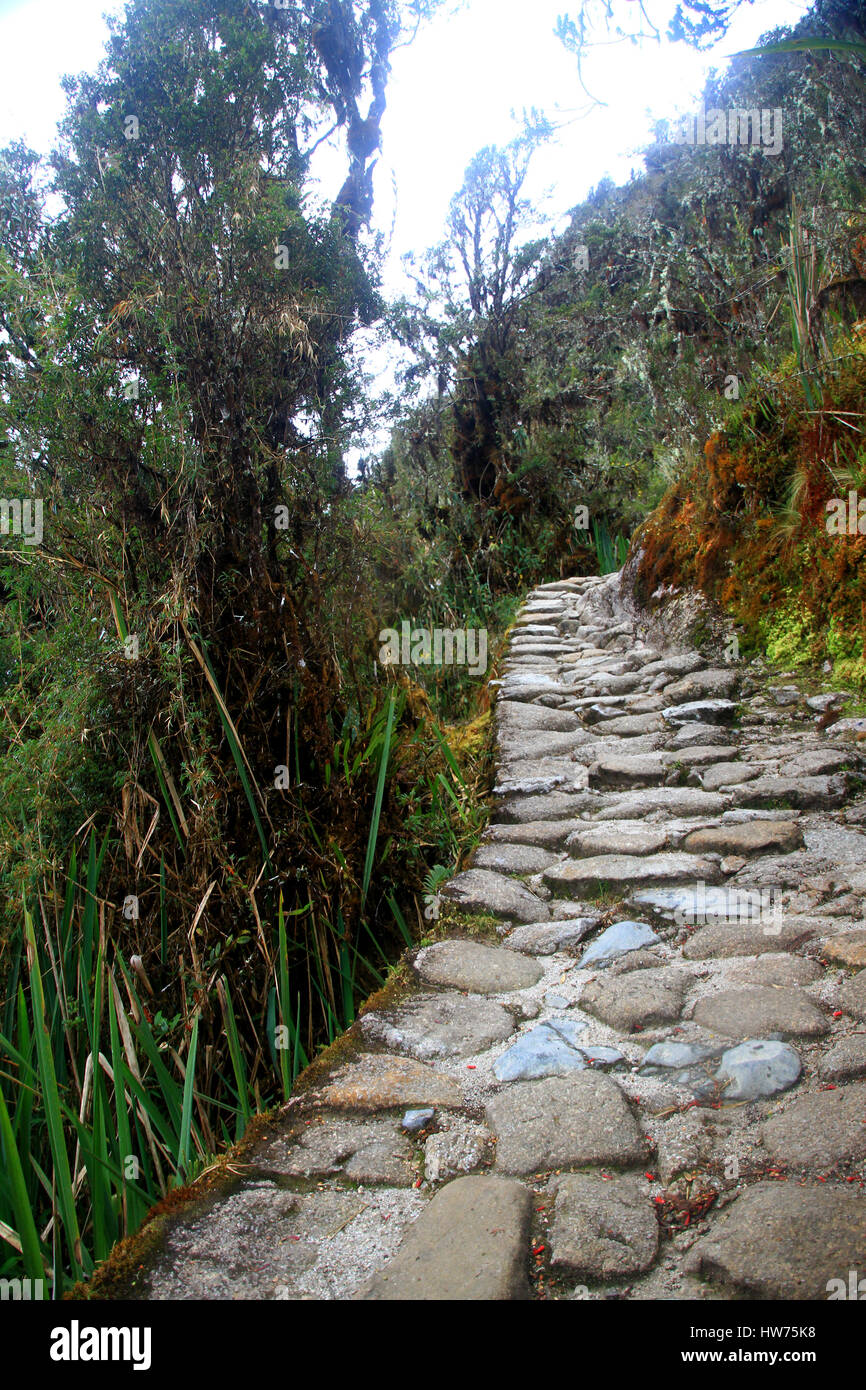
left=543, top=851, right=719, bottom=895
left=357, top=1176, right=533, bottom=1300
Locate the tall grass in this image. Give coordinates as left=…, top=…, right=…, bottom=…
left=0, top=674, right=489, bottom=1294
left=591, top=519, right=630, bottom=574
left=0, top=835, right=319, bottom=1295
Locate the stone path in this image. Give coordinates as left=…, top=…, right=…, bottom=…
left=107, top=572, right=866, bottom=1301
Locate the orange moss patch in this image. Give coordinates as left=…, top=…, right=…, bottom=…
left=635, top=336, right=866, bottom=666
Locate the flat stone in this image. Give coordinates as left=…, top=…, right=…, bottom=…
left=496, top=702, right=579, bottom=732
left=580, top=920, right=660, bottom=968
left=692, top=987, right=828, bottom=1039
left=783, top=749, right=850, bottom=777
left=571, top=734, right=665, bottom=765
left=472, top=843, right=560, bottom=875
left=730, top=849, right=832, bottom=891
left=544, top=852, right=717, bottom=896
left=594, top=788, right=728, bottom=819
left=697, top=762, right=760, bottom=792
left=487, top=1073, right=645, bottom=1175
left=642, top=652, right=705, bottom=679
left=655, top=1110, right=715, bottom=1183
left=817, top=1036, right=866, bottom=1082
left=580, top=968, right=689, bottom=1033
left=769, top=684, right=801, bottom=706
left=494, top=759, right=588, bottom=797
left=806, top=691, right=851, bottom=712
left=828, top=717, right=866, bottom=738
left=593, top=712, right=664, bottom=737
left=640, top=1040, right=722, bottom=1072
left=761, top=1083, right=866, bottom=1168
left=508, top=641, right=567, bottom=656
left=424, top=1119, right=492, bottom=1183
left=357, top=1175, right=532, bottom=1300
left=311, top=1053, right=461, bottom=1112
left=414, top=940, right=543, bottom=994
left=663, top=699, right=738, bottom=726
left=731, top=774, right=847, bottom=810
left=839, top=969, right=866, bottom=1020
left=498, top=791, right=599, bottom=823
left=683, top=821, right=803, bottom=857
left=587, top=755, right=665, bottom=788
left=493, top=1019, right=588, bottom=1081
left=583, top=672, right=644, bottom=695
left=669, top=723, right=735, bottom=749
left=639, top=1039, right=728, bottom=1095
left=685, top=1182, right=866, bottom=1299
left=146, top=1184, right=367, bottom=1299
left=725, top=954, right=821, bottom=987
left=714, top=1040, right=801, bottom=1100
left=360, top=992, right=514, bottom=1060
left=256, top=1116, right=416, bottom=1185
left=549, top=1175, right=658, bottom=1278
left=499, top=674, right=564, bottom=703
left=565, top=823, right=669, bottom=857
left=498, top=730, right=589, bottom=760
left=663, top=669, right=739, bottom=702
left=503, top=918, right=598, bottom=956
left=440, top=869, right=549, bottom=923
left=662, top=744, right=738, bottom=766
left=680, top=916, right=816, bottom=959
left=485, top=820, right=585, bottom=847
left=821, top=931, right=866, bottom=968
left=581, top=1046, right=626, bottom=1067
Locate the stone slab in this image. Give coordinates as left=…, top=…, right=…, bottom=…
left=692, top=987, right=828, bottom=1039
left=360, top=992, right=515, bottom=1060
left=549, top=1174, right=658, bottom=1278
left=309, top=1053, right=462, bottom=1112
left=357, top=1176, right=533, bottom=1300
left=487, top=1072, right=645, bottom=1175
left=685, top=1182, right=866, bottom=1299
left=440, top=868, right=549, bottom=923
left=414, top=940, right=543, bottom=994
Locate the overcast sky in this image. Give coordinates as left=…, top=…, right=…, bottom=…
left=1, top=0, right=811, bottom=282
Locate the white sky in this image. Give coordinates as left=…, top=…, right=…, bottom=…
left=0, top=0, right=811, bottom=284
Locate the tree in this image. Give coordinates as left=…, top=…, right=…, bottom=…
left=394, top=126, right=551, bottom=507
left=0, top=0, right=443, bottom=1123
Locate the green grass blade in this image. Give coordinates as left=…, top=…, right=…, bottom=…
left=361, top=691, right=397, bottom=910
left=216, top=980, right=251, bottom=1136
left=23, top=902, right=83, bottom=1281
left=0, top=1080, right=44, bottom=1281
left=177, top=1014, right=200, bottom=1182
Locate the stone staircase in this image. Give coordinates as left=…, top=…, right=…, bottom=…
left=94, top=571, right=866, bottom=1301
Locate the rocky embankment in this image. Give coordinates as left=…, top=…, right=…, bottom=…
left=93, top=572, right=866, bottom=1301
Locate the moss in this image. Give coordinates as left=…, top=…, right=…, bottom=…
left=71, top=1157, right=254, bottom=1301
left=636, top=331, right=866, bottom=696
